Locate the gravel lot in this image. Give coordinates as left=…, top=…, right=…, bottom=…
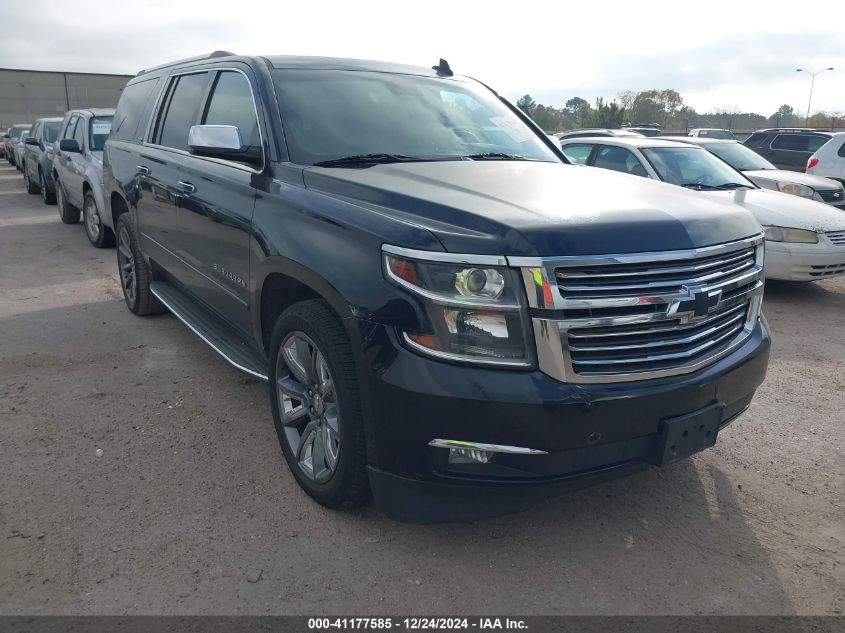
left=0, top=162, right=843, bottom=616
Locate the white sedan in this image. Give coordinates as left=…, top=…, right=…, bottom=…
left=559, top=136, right=845, bottom=282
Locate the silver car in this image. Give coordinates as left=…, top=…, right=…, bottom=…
left=52, top=108, right=115, bottom=247
left=664, top=136, right=845, bottom=209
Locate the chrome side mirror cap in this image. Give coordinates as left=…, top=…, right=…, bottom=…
left=188, top=125, right=243, bottom=151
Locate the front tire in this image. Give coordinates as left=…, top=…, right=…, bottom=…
left=115, top=213, right=163, bottom=315
left=24, top=165, right=38, bottom=194
left=40, top=171, right=55, bottom=204
left=83, top=191, right=115, bottom=248
left=55, top=176, right=79, bottom=224
left=268, top=300, right=369, bottom=510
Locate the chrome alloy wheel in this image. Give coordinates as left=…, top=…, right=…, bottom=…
left=276, top=332, right=341, bottom=483
left=84, top=196, right=100, bottom=241
left=117, top=225, right=136, bottom=304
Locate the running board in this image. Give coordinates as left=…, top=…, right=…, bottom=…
left=150, top=281, right=269, bottom=381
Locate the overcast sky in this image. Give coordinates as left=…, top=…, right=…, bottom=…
left=1, top=0, right=843, bottom=117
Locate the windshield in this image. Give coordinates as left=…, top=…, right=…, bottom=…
left=704, top=142, right=775, bottom=171
left=272, top=70, right=559, bottom=166
left=89, top=116, right=113, bottom=151
left=44, top=121, right=62, bottom=143
left=641, top=146, right=755, bottom=189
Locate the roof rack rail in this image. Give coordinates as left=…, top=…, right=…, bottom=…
left=136, top=50, right=236, bottom=76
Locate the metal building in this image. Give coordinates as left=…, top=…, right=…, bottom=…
left=0, top=68, right=132, bottom=129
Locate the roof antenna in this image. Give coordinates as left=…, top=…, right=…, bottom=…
left=432, top=58, right=453, bottom=77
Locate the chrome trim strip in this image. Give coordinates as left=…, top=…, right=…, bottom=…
left=567, top=303, right=746, bottom=338
left=150, top=286, right=268, bottom=381
left=401, top=332, right=532, bottom=368
left=382, top=244, right=508, bottom=267
left=429, top=439, right=548, bottom=455
left=510, top=234, right=763, bottom=268
left=555, top=249, right=753, bottom=279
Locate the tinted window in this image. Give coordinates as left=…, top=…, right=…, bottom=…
left=272, top=69, right=558, bottom=165
left=594, top=146, right=648, bottom=177
left=807, top=135, right=829, bottom=152
left=706, top=142, right=775, bottom=171
left=560, top=143, right=593, bottom=165
left=203, top=71, right=259, bottom=148
left=838, top=139, right=845, bottom=158
left=771, top=134, right=810, bottom=152
left=89, top=116, right=113, bottom=151
left=44, top=121, right=61, bottom=143
left=744, top=132, right=772, bottom=148
left=157, top=72, right=209, bottom=150
left=699, top=130, right=735, bottom=140
left=112, top=77, right=161, bottom=142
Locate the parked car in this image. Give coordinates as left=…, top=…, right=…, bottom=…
left=13, top=130, right=30, bottom=170
left=806, top=132, right=845, bottom=185
left=3, top=124, right=30, bottom=165
left=0, top=132, right=6, bottom=158
left=104, top=52, right=769, bottom=522
left=743, top=128, right=833, bottom=172
left=688, top=128, right=736, bottom=140
left=663, top=136, right=845, bottom=208
left=622, top=124, right=662, bottom=137
left=555, top=128, right=644, bottom=140
left=52, top=108, right=115, bottom=247
left=22, top=117, right=63, bottom=203
left=559, top=136, right=845, bottom=282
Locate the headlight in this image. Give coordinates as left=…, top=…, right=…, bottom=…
left=763, top=226, right=819, bottom=243
left=383, top=248, right=534, bottom=367
left=777, top=182, right=814, bottom=198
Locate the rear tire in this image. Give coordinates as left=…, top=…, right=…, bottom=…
left=115, top=213, right=163, bottom=316
left=83, top=191, right=115, bottom=248
left=55, top=177, right=79, bottom=224
left=268, top=300, right=369, bottom=510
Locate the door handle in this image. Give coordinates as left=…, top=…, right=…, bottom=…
left=177, top=181, right=196, bottom=194
left=137, top=165, right=150, bottom=175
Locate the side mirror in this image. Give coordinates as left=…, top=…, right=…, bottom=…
left=59, top=139, right=81, bottom=153
left=188, top=125, right=261, bottom=165
left=25, top=137, right=39, bottom=146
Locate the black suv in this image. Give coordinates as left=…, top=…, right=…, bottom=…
left=104, top=52, right=770, bottom=522
left=743, top=128, right=833, bottom=172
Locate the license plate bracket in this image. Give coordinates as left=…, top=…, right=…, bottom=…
left=649, top=403, right=724, bottom=466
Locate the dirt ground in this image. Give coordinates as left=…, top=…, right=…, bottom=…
left=0, top=162, right=843, bottom=616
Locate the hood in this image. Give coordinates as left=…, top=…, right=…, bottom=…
left=702, top=189, right=845, bottom=232
left=91, top=151, right=103, bottom=164
left=743, top=169, right=842, bottom=191
left=303, top=161, right=761, bottom=257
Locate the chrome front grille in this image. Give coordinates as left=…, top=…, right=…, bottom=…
left=518, top=235, right=765, bottom=384
left=827, top=230, right=845, bottom=246
left=819, top=189, right=845, bottom=203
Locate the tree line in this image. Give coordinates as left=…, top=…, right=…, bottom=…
left=515, top=90, right=845, bottom=132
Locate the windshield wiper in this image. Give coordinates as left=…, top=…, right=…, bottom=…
left=462, top=152, right=529, bottom=161
left=679, top=183, right=722, bottom=190
left=714, top=183, right=753, bottom=190
left=312, top=154, right=436, bottom=168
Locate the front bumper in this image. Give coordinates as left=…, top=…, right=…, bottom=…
left=765, top=240, right=845, bottom=281
left=363, top=318, right=770, bottom=522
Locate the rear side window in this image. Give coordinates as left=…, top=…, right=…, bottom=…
left=771, top=134, right=810, bottom=152
left=744, top=132, right=772, bottom=148
left=112, top=77, right=161, bottom=142
left=156, top=72, right=210, bottom=151
left=202, top=71, right=260, bottom=148
left=560, top=143, right=593, bottom=165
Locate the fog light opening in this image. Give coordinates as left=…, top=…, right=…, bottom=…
left=448, top=447, right=496, bottom=465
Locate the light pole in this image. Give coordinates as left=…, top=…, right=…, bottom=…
left=796, top=67, right=834, bottom=126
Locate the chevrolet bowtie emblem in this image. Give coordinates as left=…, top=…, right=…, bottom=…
left=671, top=287, right=723, bottom=319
